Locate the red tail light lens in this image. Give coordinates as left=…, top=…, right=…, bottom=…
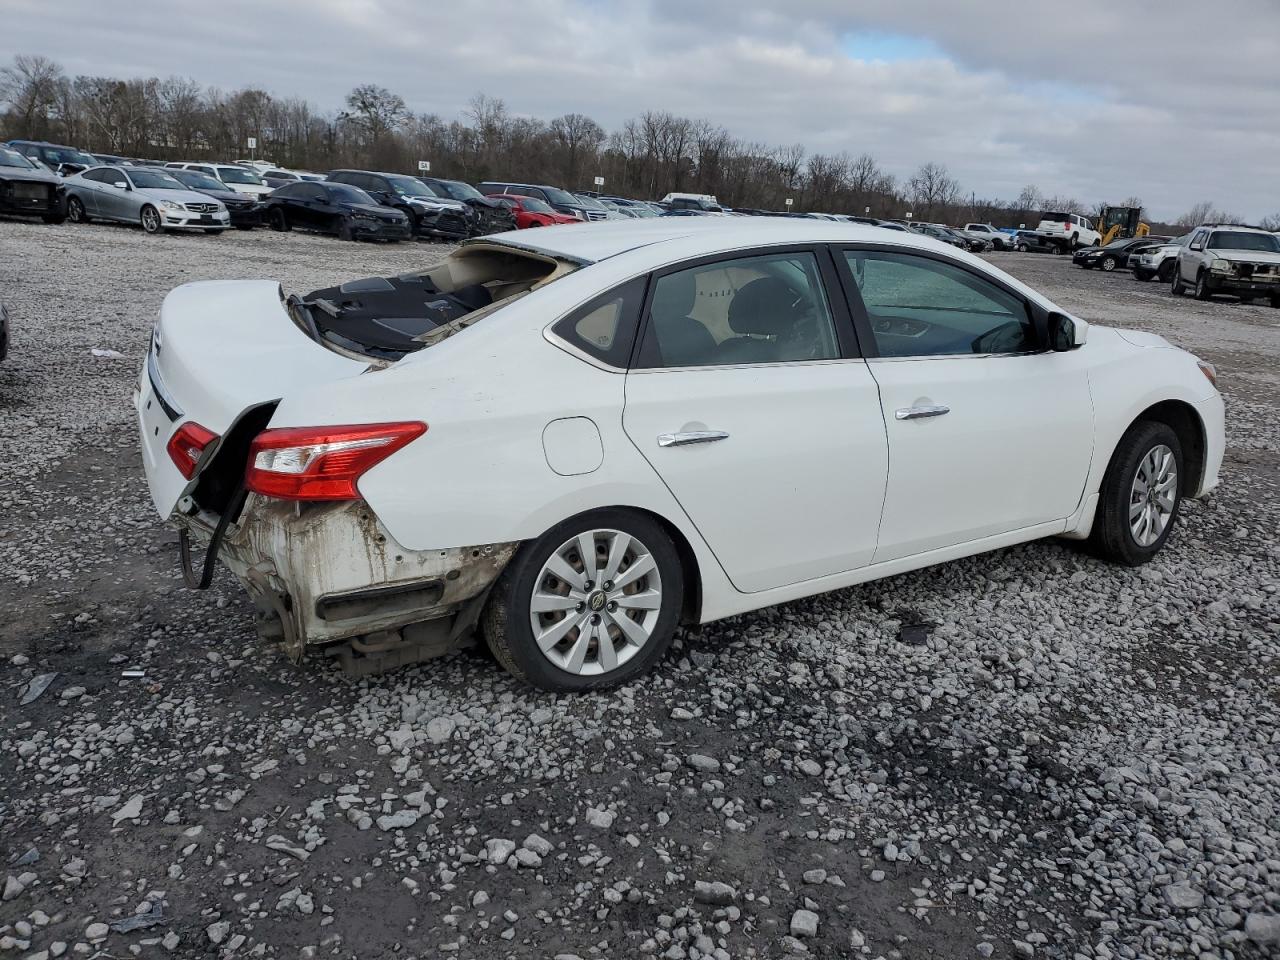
left=245, top=422, right=427, bottom=501
left=167, top=421, right=219, bottom=479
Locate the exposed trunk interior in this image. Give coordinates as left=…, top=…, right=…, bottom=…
left=287, top=243, right=577, bottom=362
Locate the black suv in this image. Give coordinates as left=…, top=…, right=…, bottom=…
left=327, top=170, right=469, bottom=240
left=478, top=181, right=600, bottom=221
left=0, top=145, right=65, bottom=222
left=6, top=140, right=97, bottom=176
left=263, top=181, right=410, bottom=242
left=418, top=177, right=516, bottom=236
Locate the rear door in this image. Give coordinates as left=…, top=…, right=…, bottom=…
left=622, top=246, right=889, bottom=593
left=835, top=246, right=1093, bottom=563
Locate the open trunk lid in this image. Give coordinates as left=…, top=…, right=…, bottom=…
left=137, top=279, right=367, bottom=517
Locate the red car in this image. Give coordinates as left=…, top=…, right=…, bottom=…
left=492, top=195, right=579, bottom=228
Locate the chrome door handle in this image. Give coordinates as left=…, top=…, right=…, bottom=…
left=657, top=430, right=729, bottom=447
left=895, top=404, right=950, bottom=421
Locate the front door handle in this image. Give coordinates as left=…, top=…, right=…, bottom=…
left=895, top=404, right=950, bottom=421
left=657, top=430, right=729, bottom=447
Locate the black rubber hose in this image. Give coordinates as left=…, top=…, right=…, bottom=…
left=179, top=486, right=246, bottom=590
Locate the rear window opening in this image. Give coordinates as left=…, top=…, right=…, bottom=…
left=288, top=243, right=577, bottom=362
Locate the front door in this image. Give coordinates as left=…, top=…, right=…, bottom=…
left=837, top=247, right=1094, bottom=563
left=622, top=248, right=889, bottom=593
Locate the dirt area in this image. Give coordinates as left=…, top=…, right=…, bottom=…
left=1, top=224, right=1277, bottom=960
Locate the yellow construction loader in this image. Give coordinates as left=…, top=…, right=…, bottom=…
left=1098, top=206, right=1150, bottom=246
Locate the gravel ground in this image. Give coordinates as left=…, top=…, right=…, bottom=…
left=1, top=222, right=1277, bottom=960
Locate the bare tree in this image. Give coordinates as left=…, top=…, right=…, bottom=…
left=1175, top=201, right=1239, bottom=228
left=1260, top=212, right=1280, bottom=232
left=908, top=162, right=961, bottom=220
left=0, top=54, right=64, bottom=138
left=548, top=113, right=604, bottom=187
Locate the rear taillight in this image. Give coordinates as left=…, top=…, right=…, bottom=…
left=167, top=421, right=219, bottom=479
left=244, top=422, right=427, bottom=501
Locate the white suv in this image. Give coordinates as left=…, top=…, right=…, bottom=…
left=1037, top=211, right=1101, bottom=250
left=1171, top=225, right=1280, bottom=304
left=1132, top=235, right=1189, bottom=283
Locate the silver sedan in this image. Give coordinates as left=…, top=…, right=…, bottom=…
left=63, top=166, right=230, bottom=234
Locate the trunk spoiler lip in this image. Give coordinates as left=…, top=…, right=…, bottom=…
left=146, top=348, right=182, bottom=422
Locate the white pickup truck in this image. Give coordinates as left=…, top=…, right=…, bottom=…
left=1036, top=212, right=1101, bottom=251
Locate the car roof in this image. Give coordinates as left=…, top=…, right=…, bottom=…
left=478, top=216, right=961, bottom=265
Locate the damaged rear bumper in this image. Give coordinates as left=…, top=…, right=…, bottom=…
left=179, top=496, right=517, bottom=671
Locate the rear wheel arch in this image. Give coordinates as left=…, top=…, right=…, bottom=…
left=511, top=504, right=704, bottom=625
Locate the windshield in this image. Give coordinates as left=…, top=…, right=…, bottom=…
left=1207, top=231, right=1280, bottom=253
left=515, top=196, right=554, bottom=213
left=386, top=176, right=437, bottom=198
left=36, top=146, right=95, bottom=165
left=539, top=185, right=580, bottom=206
left=172, top=170, right=224, bottom=191
left=127, top=169, right=187, bottom=190
left=574, top=195, right=608, bottom=211
left=265, top=170, right=297, bottom=180
left=432, top=179, right=483, bottom=201
left=328, top=183, right=375, bottom=205
left=216, top=166, right=264, bottom=185
left=0, top=147, right=36, bottom=169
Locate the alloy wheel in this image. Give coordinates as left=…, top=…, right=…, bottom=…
left=1129, top=444, right=1178, bottom=547
left=527, top=529, right=663, bottom=676
left=141, top=207, right=160, bottom=233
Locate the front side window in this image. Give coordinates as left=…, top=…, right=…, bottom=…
left=843, top=251, right=1036, bottom=357
left=640, top=251, right=840, bottom=368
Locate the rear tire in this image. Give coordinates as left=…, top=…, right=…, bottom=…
left=483, top=509, right=684, bottom=692
left=1090, top=421, right=1184, bottom=567
left=234, top=224, right=254, bottom=231
left=337, top=218, right=355, bottom=241
left=1133, top=269, right=1153, bottom=282
left=67, top=196, right=89, bottom=224
left=269, top=208, right=290, bottom=232
left=1015, top=242, right=1029, bottom=252
left=205, top=228, right=224, bottom=235
left=41, top=212, right=66, bottom=224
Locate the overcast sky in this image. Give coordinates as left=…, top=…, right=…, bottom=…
left=5, top=0, right=1279, bottom=221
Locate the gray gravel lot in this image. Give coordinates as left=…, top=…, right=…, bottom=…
left=1, top=222, right=1277, bottom=960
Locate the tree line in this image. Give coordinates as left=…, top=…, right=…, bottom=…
left=3, top=54, right=1273, bottom=232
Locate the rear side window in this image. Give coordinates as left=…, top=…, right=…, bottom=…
left=552, top=276, right=647, bottom=368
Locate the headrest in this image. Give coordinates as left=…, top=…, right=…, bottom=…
left=652, top=270, right=698, bottom=319
left=727, top=276, right=802, bottom=335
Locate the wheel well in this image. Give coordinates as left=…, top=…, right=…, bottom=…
left=558, top=505, right=703, bottom=625
left=1134, top=400, right=1206, bottom=495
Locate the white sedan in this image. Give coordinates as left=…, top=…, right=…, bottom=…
left=137, top=219, right=1224, bottom=690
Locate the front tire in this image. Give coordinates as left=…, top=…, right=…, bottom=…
left=483, top=510, right=684, bottom=692
left=337, top=218, right=355, bottom=241
left=269, top=208, right=290, bottom=232
left=1100, top=255, right=1119, bottom=272
left=1194, top=271, right=1213, bottom=301
left=1171, top=269, right=1187, bottom=296
left=139, top=205, right=162, bottom=234
left=41, top=211, right=66, bottom=224
left=67, top=196, right=89, bottom=224
left=1133, top=269, right=1153, bottom=282
left=1090, top=421, right=1183, bottom=566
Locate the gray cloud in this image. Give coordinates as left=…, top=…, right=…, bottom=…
left=4, top=0, right=1278, bottom=220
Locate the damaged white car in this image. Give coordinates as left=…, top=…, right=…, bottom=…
left=137, top=219, right=1224, bottom=691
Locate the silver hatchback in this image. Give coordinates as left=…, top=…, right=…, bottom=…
left=63, top=166, right=230, bottom=234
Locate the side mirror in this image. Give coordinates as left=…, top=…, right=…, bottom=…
left=113, top=181, right=129, bottom=190
left=1047, top=312, right=1083, bottom=351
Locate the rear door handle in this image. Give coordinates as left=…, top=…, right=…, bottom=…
left=895, top=404, right=950, bottom=421
left=657, top=430, right=729, bottom=447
